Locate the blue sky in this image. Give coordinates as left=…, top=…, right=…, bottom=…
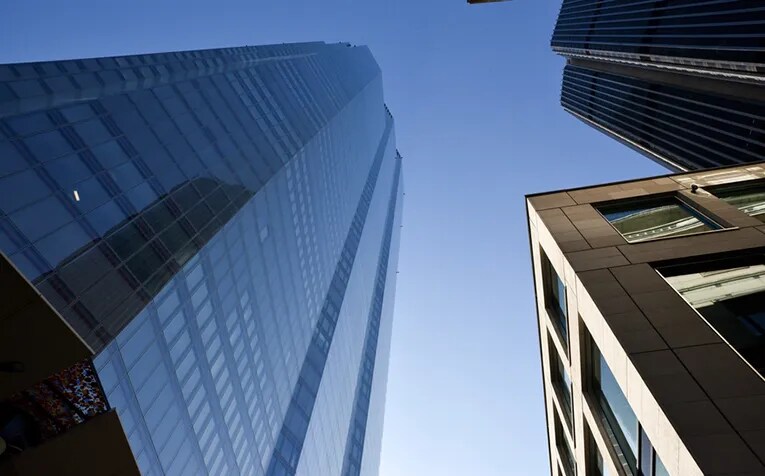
left=1, top=1, right=665, bottom=474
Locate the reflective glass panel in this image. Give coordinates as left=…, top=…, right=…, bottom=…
left=591, top=339, right=638, bottom=472
left=0, top=43, right=403, bottom=476
left=598, top=197, right=719, bottom=243
left=662, top=255, right=765, bottom=376
left=712, top=182, right=765, bottom=223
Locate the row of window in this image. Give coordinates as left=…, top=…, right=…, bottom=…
left=542, top=254, right=669, bottom=476
left=542, top=246, right=765, bottom=474
left=0, top=44, right=384, bottom=355
left=593, top=181, right=765, bottom=378
left=552, top=0, right=765, bottom=64
left=266, top=120, right=391, bottom=476
left=546, top=322, right=670, bottom=475
left=342, top=158, right=401, bottom=476
left=561, top=65, right=765, bottom=171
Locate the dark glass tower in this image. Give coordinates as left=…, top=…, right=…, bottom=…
left=551, top=0, right=765, bottom=171
left=0, top=42, right=403, bottom=476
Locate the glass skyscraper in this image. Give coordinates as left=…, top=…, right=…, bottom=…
left=551, top=0, right=765, bottom=171
left=0, top=42, right=403, bottom=475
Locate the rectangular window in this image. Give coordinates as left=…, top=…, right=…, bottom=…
left=596, top=196, right=720, bottom=243
left=660, top=254, right=765, bottom=377
left=585, top=422, right=612, bottom=476
left=550, top=336, right=574, bottom=431
left=710, top=181, right=765, bottom=223
left=555, top=412, right=576, bottom=476
left=639, top=426, right=668, bottom=476
left=585, top=324, right=670, bottom=476
left=586, top=330, right=638, bottom=474
left=542, top=250, right=568, bottom=349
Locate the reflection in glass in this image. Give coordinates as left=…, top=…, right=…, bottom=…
left=0, top=43, right=403, bottom=476
left=591, top=341, right=638, bottom=473
left=662, top=256, right=765, bottom=376
left=598, top=198, right=718, bottom=242
left=713, top=183, right=765, bottom=223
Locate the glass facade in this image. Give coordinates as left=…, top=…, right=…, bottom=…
left=552, top=0, right=765, bottom=172
left=597, top=196, right=719, bottom=243
left=551, top=0, right=765, bottom=73
left=662, top=255, right=765, bottom=377
left=561, top=64, right=765, bottom=171
left=0, top=43, right=403, bottom=476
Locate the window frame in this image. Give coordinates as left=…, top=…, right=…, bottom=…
left=585, top=420, right=611, bottom=476
left=554, top=410, right=577, bottom=476
left=594, top=193, right=727, bottom=244
left=549, top=333, right=574, bottom=434
left=707, top=179, right=765, bottom=224
left=581, top=320, right=671, bottom=476
left=581, top=324, right=638, bottom=476
left=541, top=249, right=570, bottom=353
left=658, top=252, right=765, bottom=380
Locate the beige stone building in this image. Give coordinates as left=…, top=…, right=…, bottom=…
left=527, top=164, right=765, bottom=476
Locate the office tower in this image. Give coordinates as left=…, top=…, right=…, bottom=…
left=527, top=163, right=765, bottom=475
left=0, top=42, right=403, bottom=476
left=551, top=1, right=765, bottom=171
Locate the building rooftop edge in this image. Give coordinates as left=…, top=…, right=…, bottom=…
left=524, top=160, right=765, bottom=202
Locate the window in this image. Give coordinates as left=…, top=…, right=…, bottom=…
left=0, top=141, right=27, bottom=177
left=0, top=169, right=51, bottom=214
left=640, top=426, right=670, bottom=476
left=10, top=195, right=73, bottom=242
left=596, top=196, right=720, bottom=243
left=585, top=327, right=669, bottom=476
left=710, top=181, right=765, bottom=223
left=661, top=255, right=765, bottom=376
left=550, top=336, right=573, bottom=431
left=542, top=250, right=569, bottom=348
left=555, top=412, right=576, bottom=476
left=24, top=129, right=73, bottom=161
left=585, top=422, right=612, bottom=476
left=588, top=332, right=638, bottom=474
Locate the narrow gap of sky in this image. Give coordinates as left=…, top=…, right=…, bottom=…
left=0, top=1, right=665, bottom=474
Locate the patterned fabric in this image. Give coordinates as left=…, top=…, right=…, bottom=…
left=6, top=359, right=108, bottom=440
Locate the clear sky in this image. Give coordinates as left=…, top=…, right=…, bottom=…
left=1, top=1, right=666, bottom=474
